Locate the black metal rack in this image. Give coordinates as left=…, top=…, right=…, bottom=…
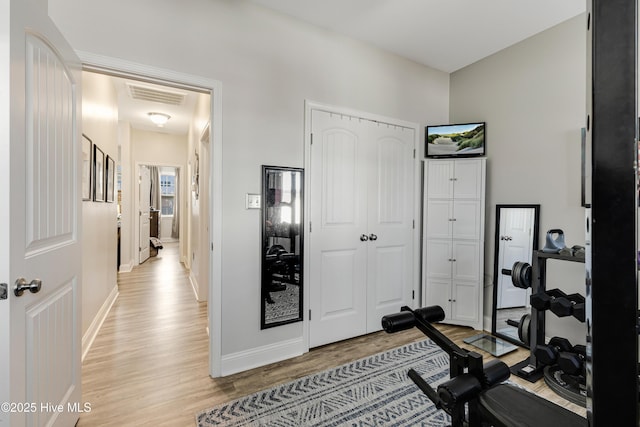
left=513, top=250, right=585, bottom=382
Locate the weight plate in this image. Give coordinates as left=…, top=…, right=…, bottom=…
left=518, top=313, right=531, bottom=346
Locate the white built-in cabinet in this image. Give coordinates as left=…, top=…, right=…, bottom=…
left=422, top=158, right=486, bottom=330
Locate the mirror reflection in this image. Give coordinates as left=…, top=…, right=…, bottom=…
left=261, top=166, right=304, bottom=329
left=492, top=204, right=540, bottom=345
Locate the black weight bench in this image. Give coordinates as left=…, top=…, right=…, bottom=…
left=479, top=383, right=584, bottom=427
left=382, top=306, right=586, bottom=427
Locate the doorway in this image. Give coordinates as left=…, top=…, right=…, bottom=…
left=80, top=53, right=224, bottom=377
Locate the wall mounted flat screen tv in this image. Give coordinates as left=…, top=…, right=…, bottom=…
left=426, top=122, right=485, bottom=158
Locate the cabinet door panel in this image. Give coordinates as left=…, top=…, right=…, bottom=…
left=453, top=160, right=483, bottom=199
left=425, top=277, right=451, bottom=317
left=452, top=280, right=479, bottom=322
left=426, top=200, right=453, bottom=239
left=425, top=160, right=454, bottom=199
left=452, top=240, right=480, bottom=281
left=425, top=239, right=453, bottom=279
left=452, top=200, right=481, bottom=240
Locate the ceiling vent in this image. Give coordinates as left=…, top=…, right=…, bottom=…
left=127, top=83, right=186, bottom=106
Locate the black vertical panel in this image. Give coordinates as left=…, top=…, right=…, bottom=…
left=588, top=0, right=638, bottom=425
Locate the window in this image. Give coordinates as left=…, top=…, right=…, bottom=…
left=160, top=174, right=175, bottom=215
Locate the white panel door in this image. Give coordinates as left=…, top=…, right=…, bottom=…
left=139, top=165, right=151, bottom=264
left=366, top=123, right=414, bottom=332
left=309, top=110, right=368, bottom=347
left=497, top=208, right=535, bottom=308
left=1, top=3, right=82, bottom=426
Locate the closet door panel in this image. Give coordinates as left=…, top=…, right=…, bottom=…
left=309, top=110, right=368, bottom=347
left=366, top=124, right=415, bottom=331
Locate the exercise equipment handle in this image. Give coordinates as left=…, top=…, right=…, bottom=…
left=408, top=368, right=442, bottom=410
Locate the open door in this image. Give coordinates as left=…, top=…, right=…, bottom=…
left=0, top=0, right=83, bottom=425
left=139, top=165, right=151, bottom=264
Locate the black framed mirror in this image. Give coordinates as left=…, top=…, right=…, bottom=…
left=261, top=166, right=304, bottom=329
left=491, top=204, right=540, bottom=346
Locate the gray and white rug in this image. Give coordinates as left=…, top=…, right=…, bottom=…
left=196, top=339, right=451, bottom=426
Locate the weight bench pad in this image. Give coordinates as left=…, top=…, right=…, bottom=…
left=478, top=383, right=586, bottom=427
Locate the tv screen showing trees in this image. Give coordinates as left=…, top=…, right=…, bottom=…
left=426, top=122, right=485, bottom=158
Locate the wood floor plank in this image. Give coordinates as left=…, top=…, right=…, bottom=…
left=78, top=243, right=585, bottom=426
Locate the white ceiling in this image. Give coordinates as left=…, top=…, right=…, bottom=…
left=248, top=0, right=586, bottom=72
left=109, top=75, right=200, bottom=135
left=111, top=1, right=586, bottom=133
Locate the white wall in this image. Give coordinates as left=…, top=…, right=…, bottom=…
left=81, top=71, right=119, bottom=335
left=450, top=15, right=587, bottom=345
left=49, top=0, right=450, bottom=365
left=187, top=93, right=211, bottom=301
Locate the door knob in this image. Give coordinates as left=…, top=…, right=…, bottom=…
left=369, top=233, right=378, bottom=241
left=14, top=278, right=42, bottom=297
left=360, top=234, right=369, bottom=241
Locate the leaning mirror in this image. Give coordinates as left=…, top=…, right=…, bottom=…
left=491, top=204, right=540, bottom=346
left=261, top=166, right=304, bottom=329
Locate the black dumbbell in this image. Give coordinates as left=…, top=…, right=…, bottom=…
left=558, top=344, right=587, bottom=376
left=534, top=337, right=573, bottom=366
left=530, top=289, right=567, bottom=311
left=550, top=293, right=585, bottom=322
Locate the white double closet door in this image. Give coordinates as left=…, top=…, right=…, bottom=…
left=309, top=110, right=415, bottom=348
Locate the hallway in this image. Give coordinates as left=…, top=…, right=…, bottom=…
left=79, top=243, right=210, bottom=426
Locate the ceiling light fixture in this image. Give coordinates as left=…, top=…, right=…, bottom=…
left=148, top=112, right=171, bottom=127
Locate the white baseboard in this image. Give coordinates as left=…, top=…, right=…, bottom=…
left=483, top=315, right=492, bottom=332
left=82, top=284, right=119, bottom=362
left=119, top=260, right=134, bottom=273
left=189, top=271, right=200, bottom=300
left=221, top=337, right=305, bottom=376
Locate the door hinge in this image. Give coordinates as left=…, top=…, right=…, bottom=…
left=413, top=149, right=416, bottom=159
left=309, top=222, right=312, bottom=233
left=412, top=290, right=415, bottom=300
left=0, top=283, right=7, bottom=300
left=309, top=309, right=312, bottom=321
left=310, top=133, right=313, bottom=145
left=412, top=219, right=415, bottom=229
left=211, top=243, right=214, bottom=251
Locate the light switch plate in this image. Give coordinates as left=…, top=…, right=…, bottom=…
left=246, top=193, right=261, bottom=209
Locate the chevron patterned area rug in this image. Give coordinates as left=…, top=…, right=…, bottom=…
left=196, top=339, right=451, bottom=426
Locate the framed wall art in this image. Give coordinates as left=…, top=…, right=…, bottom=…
left=82, top=134, right=92, bottom=201
left=93, top=145, right=105, bottom=202
left=106, top=155, right=115, bottom=203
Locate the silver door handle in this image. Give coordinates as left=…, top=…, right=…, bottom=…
left=360, top=234, right=369, bottom=242
left=369, top=233, right=378, bottom=241
left=14, top=278, right=42, bottom=297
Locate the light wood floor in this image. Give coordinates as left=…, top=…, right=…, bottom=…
left=78, top=243, right=585, bottom=427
